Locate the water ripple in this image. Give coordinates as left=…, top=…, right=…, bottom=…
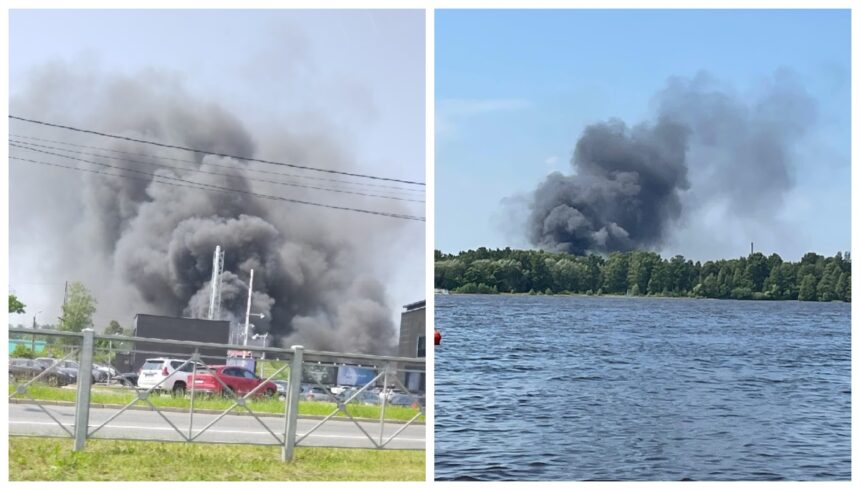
left=435, top=295, right=850, bottom=481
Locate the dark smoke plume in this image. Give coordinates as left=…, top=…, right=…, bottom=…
left=526, top=70, right=816, bottom=254
left=10, top=63, right=420, bottom=354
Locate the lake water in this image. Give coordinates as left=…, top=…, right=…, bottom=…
left=434, top=294, right=851, bottom=481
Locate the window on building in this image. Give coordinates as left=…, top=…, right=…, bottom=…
left=416, top=336, right=426, bottom=357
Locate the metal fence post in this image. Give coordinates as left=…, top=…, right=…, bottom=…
left=74, top=328, right=95, bottom=451
left=282, top=345, right=304, bottom=462
left=379, top=362, right=390, bottom=446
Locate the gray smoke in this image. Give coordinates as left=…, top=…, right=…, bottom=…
left=10, top=62, right=418, bottom=354
left=526, top=70, right=816, bottom=254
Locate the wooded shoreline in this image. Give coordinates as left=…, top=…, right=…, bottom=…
left=435, top=248, right=851, bottom=302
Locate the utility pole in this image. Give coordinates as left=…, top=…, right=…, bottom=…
left=60, top=281, right=68, bottom=330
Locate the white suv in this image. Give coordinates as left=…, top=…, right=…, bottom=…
left=137, top=358, right=206, bottom=396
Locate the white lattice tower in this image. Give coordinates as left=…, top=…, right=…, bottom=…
left=208, top=245, right=225, bottom=320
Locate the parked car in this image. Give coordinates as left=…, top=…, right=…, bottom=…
left=272, top=379, right=288, bottom=397
left=10, top=358, right=76, bottom=386
left=93, top=363, right=118, bottom=383
left=35, top=357, right=98, bottom=384
left=388, top=393, right=422, bottom=407
left=300, top=384, right=338, bottom=402
left=137, top=358, right=206, bottom=396
left=9, top=358, right=45, bottom=382
left=112, top=372, right=139, bottom=387
left=33, top=358, right=86, bottom=384
left=338, top=387, right=382, bottom=405
left=187, top=366, right=278, bottom=398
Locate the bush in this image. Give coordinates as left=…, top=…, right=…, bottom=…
left=730, top=287, right=753, bottom=300
left=11, top=343, right=35, bottom=359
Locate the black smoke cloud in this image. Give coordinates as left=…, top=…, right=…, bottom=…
left=10, top=63, right=418, bottom=354
left=526, top=70, right=816, bottom=254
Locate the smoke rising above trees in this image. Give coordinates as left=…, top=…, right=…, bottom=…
left=526, top=71, right=817, bottom=255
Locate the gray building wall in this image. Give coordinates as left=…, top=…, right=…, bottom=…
left=398, top=300, right=426, bottom=358
left=397, top=300, right=426, bottom=392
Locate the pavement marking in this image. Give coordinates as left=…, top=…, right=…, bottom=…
left=9, top=420, right=425, bottom=442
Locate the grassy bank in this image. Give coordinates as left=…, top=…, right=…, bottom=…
left=8, top=436, right=425, bottom=481
left=11, top=383, right=424, bottom=422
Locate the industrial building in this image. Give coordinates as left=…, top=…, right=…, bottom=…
left=397, top=300, right=426, bottom=392
left=128, top=314, right=231, bottom=371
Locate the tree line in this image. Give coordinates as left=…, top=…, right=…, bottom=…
left=9, top=283, right=131, bottom=360
left=435, top=248, right=851, bottom=302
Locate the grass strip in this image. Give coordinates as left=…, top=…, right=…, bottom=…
left=9, top=436, right=425, bottom=481
left=11, top=383, right=424, bottom=422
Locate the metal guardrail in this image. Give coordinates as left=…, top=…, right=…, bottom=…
left=8, top=327, right=425, bottom=461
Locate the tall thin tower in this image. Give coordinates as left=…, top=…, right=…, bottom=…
left=208, top=246, right=225, bottom=320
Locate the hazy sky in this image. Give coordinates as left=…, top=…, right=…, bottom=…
left=8, top=9, right=425, bottom=331
left=436, top=9, right=850, bottom=262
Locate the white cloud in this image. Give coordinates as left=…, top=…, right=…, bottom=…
left=436, top=98, right=530, bottom=138
left=544, top=155, right=560, bottom=168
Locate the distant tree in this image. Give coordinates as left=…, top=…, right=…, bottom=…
left=700, top=274, right=719, bottom=298
left=744, top=253, right=769, bottom=292
left=60, top=282, right=97, bottom=332
left=434, top=248, right=848, bottom=302
left=602, top=252, right=629, bottom=294
left=816, top=262, right=840, bottom=302
left=835, top=272, right=848, bottom=302
left=104, top=320, right=125, bottom=335
left=798, top=274, right=818, bottom=301
left=8, top=294, right=25, bottom=314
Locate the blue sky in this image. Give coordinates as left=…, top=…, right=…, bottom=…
left=8, top=9, right=425, bottom=329
left=436, top=9, right=851, bottom=261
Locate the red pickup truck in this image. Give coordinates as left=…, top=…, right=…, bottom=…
left=187, top=365, right=278, bottom=397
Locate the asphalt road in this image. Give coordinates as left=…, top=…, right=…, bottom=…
left=9, top=402, right=425, bottom=450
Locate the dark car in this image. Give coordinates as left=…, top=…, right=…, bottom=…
left=112, top=372, right=139, bottom=387
left=35, top=357, right=96, bottom=384
left=10, top=358, right=76, bottom=386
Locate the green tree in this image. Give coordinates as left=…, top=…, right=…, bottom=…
left=700, top=274, right=719, bottom=298
left=60, top=282, right=97, bottom=332
left=104, top=320, right=125, bottom=335
left=816, top=262, right=840, bottom=302
left=798, top=274, right=818, bottom=301
left=744, top=253, right=769, bottom=292
left=8, top=294, right=25, bottom=314
left=463, top=259, right=496, bottom=289
left=648, top=260, right=669, bottom=295
left=435, top=259, right=466, bottom=290
left=602, top=252, right=629, bottom=294
left=11, top=343, right=36, bottom=359
left=493, top=258, right=525, bottom=293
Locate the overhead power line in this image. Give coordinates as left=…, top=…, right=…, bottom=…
left=10, top=140, right=424, bottom=204
left=9, top=133, right=424, bottom=195
left=10, top=115, right=425, bottom=186
left=10, top=151, right=425, bottom=223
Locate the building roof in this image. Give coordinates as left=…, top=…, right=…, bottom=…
left=402, top=300, right=426, bottom=311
